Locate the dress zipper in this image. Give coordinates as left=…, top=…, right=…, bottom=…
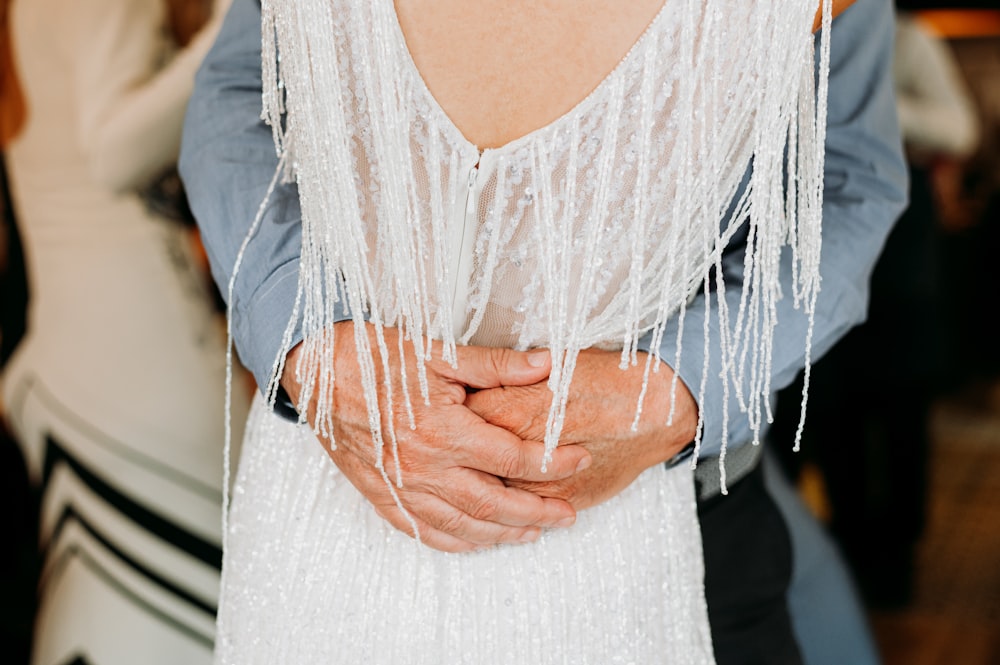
left=451, top=158, right=481, bottom=338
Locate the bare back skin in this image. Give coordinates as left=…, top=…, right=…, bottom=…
left=395, top=0, right=668, bottom=150
left=394, top=1, right=853, bottom=150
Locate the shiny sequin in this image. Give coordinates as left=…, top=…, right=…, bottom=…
left=218, top=399, right=715, bottom=664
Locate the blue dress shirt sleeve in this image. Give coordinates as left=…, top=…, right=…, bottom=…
left=181, top=0, right=907, bottom=443
left=638, top=0, right=908, bottom=458
left=180, top=0, right=317, bottom=402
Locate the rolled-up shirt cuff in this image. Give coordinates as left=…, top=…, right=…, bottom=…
left=233, top=260, right=361, bottom=421
left=233, top=260, right=303, bottom=419
left=636, top=306, right=735, bottom=461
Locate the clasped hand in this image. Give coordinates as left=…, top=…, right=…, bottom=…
left=283, top=322, right=696, bottom=553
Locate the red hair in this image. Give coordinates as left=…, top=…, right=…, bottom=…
left=0, top=0, right=25, bottom=148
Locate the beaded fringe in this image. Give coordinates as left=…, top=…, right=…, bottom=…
left=224, top=0, right=833, bottom=543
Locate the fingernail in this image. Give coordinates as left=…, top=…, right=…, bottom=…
left=554, top=516, right=575, bottom=528
left=575, top=456, right=592, bottom=473
left=527, top=350, right=549, bottom=367
left=518, top=530, right=540, bottom=544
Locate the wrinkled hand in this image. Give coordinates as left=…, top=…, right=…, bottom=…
left=281, top=322, right=592, bottom=553
left=465, top=348, right=698, bottom=511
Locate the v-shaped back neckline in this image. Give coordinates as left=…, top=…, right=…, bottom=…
left=386, top=1, right=672, bottom=156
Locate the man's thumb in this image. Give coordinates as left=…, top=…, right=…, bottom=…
left=450, top=346, right=551, bottom=389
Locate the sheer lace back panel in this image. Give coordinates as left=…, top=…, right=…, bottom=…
left=254, top=0, right=831, bottom=481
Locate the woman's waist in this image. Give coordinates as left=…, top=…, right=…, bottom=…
left=21, top=218, right=216, bottom=326
left=6, top=322, right=230, bottom=431
left=10, top=175, right=170, bottom=242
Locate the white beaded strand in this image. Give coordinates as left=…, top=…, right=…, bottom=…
left=253, top=0, right=832, bottom=532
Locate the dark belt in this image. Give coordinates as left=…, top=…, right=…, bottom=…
left=666, top=438, right=763, bottom=501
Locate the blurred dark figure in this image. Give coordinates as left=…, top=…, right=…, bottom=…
left=0, top=1, right=36, bottom=660
left=1, top=165, right=36, bottom=665
left=771, top=8, right=981, bottom=610
left=0, top=0, right=24, bottom=365
left=933, top=19, right=1000, bottom=393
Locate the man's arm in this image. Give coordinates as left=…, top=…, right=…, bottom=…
left=465, top=0, right=908, bottom=510
left=647, top=0, right=908, bottom=458
left=179, top=0, right=306, bottom=397
left=178, top=0, right=592, bottom=552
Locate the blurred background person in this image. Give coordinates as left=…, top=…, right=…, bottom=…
left=929, top=7, right=1000, bottom=399
left=0, top=0, right=248, bottom=663
left=0, top=0, right=24, bottom=367
left=0, top=4, right=33, bottom=654
left=770, top=2, right=981, bottom=612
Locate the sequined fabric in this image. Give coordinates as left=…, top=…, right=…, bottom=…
left=216, top=398, right=715, bottom=664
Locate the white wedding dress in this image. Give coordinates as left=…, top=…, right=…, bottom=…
left=215, top=1, right=830, bottom=662
left=220, top=401, right=713, bottom=663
